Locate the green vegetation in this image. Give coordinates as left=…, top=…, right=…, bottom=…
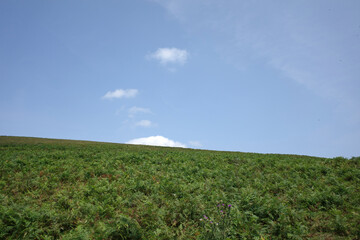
left=0, top=136, right=359, bottom=239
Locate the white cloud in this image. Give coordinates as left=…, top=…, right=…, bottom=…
left=189, top=141, right=203, bottom=148
left=148, top=48, right=188, bottom=65
left=135, top=120, right=153, bottom=127
left=128, top=106, right=152, bottom=117
left=127, top=135, right=186, bottom=148
left=102, top=89, right=138, bottom=100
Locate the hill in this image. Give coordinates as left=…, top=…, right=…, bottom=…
left=0, top=136, right=359, bottom=239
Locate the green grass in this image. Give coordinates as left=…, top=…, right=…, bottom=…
left=0, top=136, right=359, bottom=239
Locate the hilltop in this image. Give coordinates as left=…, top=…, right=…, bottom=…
left=0, top=136, right=359, bottom=239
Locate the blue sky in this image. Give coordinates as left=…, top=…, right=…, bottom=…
left=1, top=0, right=359, bottom=158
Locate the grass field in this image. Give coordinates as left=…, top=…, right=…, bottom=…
left=0, top=136, right=359, bottom=239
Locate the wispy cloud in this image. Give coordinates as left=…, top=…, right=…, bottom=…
left=135, top=120, right=153, bottom=127
left=127, top=135, right=186, bottom=148
left=128, top=106, right=152, bottom=118
left=102, top=89, right=138, bottom=100
left=153, top=0, right=360, bottom=120
left=148, top=48, right=188, bottom=65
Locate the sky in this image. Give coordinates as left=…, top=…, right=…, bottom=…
left=1, top=0, right=359, bottom=158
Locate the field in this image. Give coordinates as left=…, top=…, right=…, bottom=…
left=0, top=136, right=359, bottom=239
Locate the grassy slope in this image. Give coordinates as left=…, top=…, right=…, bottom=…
left=0, top=136, right=359, bottom=239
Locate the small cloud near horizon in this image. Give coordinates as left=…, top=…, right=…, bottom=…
left=102, top=89, right=138, bottom=100
left=148, top=48, right=188, bottom=65
left=189, top=140, right=203, bottom=148
left=127, top=135, right=186, bottom=148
